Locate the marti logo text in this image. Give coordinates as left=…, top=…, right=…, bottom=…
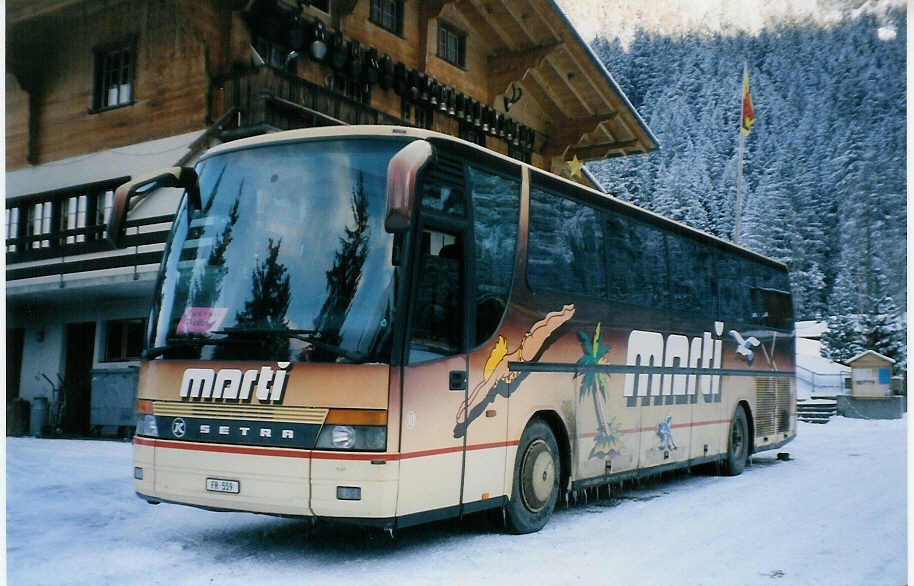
left=624, top=321, right=725, bottom=402
left=179, top=363, right=291, bottom=403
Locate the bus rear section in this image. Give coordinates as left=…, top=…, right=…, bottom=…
left=133, top=361, right=398, bottom=521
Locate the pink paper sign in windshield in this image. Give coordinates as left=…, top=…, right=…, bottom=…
left=176, top=307, right=229, bottom=335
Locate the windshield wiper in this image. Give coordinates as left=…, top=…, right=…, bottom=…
left=212, top=328, right=367, bottom=363
left=142, top=336, right=244, bottom=359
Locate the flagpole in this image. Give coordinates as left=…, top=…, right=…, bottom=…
left=733, top=60, right=747, bottom=244
left=734, top=121, right=745, bottom=243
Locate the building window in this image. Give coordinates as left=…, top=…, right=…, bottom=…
left=104, top=319, right=146, bottom=361
left=370, top=0, right=403, bottom=35
left=438, top=21, right=466, bottom=68
left=93, top=42, right=135, bottom=111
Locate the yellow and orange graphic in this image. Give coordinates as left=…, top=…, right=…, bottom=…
left=454, top=304, right=575, bottom=437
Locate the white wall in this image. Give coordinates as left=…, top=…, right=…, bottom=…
left=9, top=295, right=150, bottom=402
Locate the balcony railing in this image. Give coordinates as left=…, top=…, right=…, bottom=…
left=212, top=67, right=406, bottom=135
left=6, top=177, right=174, bottom=282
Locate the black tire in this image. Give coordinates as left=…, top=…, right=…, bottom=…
left=725, top=406, right=750, bottom=476
left=506, top=420, right=560, bottom=534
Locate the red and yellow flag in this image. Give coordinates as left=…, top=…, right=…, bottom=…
left=741, top=68, right=755, bottom=135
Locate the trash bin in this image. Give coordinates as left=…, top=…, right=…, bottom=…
left=29, top=397, right=48, bottom=437
left=6, top=398, right=30, bottom=436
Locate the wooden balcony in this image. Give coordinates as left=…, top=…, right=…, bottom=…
left=5, top=177, right=173, bottom=282
left=211, top=67, right=405, bottom=137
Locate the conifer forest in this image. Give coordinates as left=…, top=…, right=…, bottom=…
left=588, top=10, right=906, bottom=369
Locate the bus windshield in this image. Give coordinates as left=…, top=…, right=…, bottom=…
left=146, top=137, right=407, bottom=364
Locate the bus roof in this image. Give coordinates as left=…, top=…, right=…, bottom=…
left=201, top=126, right=787, bottom=271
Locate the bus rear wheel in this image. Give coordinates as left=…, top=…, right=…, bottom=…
left=725, top=406, right=749, bottom=476
left=506, top=420, right=559, bottom=534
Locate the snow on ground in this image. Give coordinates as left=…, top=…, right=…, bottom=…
left=7, top=416, right=907, bottom=586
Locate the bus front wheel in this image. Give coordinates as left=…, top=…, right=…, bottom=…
left=506, top=420, right=559, bottom=534
left=725, top=406, right=749, bottom=476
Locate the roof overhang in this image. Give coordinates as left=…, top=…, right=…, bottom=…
left=442, top=0, right=658, bottom=161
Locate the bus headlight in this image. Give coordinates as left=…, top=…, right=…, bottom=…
left=136, top=414, right=159, bottom=437
left=316, top=425, right=386, bottom=451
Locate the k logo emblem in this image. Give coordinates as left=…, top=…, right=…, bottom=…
left=172, top=417, right=186, bottom=438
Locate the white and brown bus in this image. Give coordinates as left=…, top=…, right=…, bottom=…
left=111, top=126, right=795, bottom=534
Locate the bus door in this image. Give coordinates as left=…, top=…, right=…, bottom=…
left=396, top=223, right=470, bottom=521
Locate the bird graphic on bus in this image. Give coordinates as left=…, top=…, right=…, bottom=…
left=729, top=329, right=761, bottom=366
left=454, top=304, right=575, bottom=438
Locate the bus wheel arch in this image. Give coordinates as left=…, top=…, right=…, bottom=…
left=738, top=400, right=756, bottom=456
left=532, top=410, right=571, bottom=496
left=505, top=414, right=565, bottom=534
left=725, top=402, right=752, bottom=476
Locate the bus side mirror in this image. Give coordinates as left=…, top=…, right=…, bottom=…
left=385, top=140, right=435, bottom=233
left=107, top=167, right=200, bottom=248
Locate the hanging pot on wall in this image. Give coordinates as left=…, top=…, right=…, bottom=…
left=438, top=86, right=449, bottom=112
left=447, top=88, right=456, bottom=115
left=364, top=48, right=380, bottom=84
left=309, top=19, right=328, bottom=61
left=407, top=69, right=420, bottom=101
left=329, top=31, right=346, bottom=70
left=379, top=55, right=394, bottom=89
left=347, top=40, right=362, bottom=78
left=393, top=62, right=407, bottom=95
left=288, top=14, right=306, bottom=51
left=455, top=93, right=465, bottom=119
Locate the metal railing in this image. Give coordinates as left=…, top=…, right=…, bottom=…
left=796, top=364, right=850, bottom=397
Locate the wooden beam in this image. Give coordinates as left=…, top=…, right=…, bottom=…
left=565, top=139, right=641, bottom=161
left=541, top=113, right=619, bottom=157
left=523, top=69, right=567, bottom=121
left=544, top=54, right=593, bottom=116
left=526, top=0, right=650, bottom=151
left=418, top=1, right=451, bottom=70
left=487, top=40, right=562, bottom=97
left=453, top=0, right=514, bottom=51
left=495, top=0, right=538, bottom=45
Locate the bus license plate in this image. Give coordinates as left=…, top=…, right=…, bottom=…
left=206, top=478, right=240, bottom=494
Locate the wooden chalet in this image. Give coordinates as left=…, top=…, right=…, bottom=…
left=5, top=0, right=657, bottom=434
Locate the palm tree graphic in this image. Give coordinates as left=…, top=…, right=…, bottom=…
left=575, top=323, right=620, bottom=459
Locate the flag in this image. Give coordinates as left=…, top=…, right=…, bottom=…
left=741, top=66, right=755, bottom=135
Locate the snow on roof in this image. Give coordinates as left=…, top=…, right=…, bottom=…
left=5, top=130, right=205, bottom=198
left=795, top=320, right=828, bottom=338
left=846, top=350, right=896, bottom=365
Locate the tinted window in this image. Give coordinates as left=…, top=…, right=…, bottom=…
left=528, top=184, right=607, bottom=298
left=603, top=212, right=668, bottom=309
left=667, top=232, right=715, bottom=318
left=410, top=229, right=463, bottom=362
left=469, top=165, right=520, bottom=346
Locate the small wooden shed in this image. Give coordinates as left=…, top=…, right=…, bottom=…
left=846, top=350, right=895, bottom=398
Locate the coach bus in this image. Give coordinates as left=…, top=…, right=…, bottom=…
left=110, top=126, right=795, bottom=534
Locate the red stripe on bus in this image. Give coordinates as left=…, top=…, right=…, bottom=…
left=578, top=418, right=730, bottom=439
left=134, top=437, right=521, bottom=461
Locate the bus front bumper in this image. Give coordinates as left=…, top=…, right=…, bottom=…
left=134, top=438, right=399, bottom=519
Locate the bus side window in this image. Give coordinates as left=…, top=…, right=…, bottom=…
left=409, top=229, right=463, bottom=362
left=468, top=165, right=520, bottom=346
left=528, top=184, right=607, bottom=299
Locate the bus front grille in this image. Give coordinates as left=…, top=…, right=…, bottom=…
left=153, top=401, right=329, bottom=424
